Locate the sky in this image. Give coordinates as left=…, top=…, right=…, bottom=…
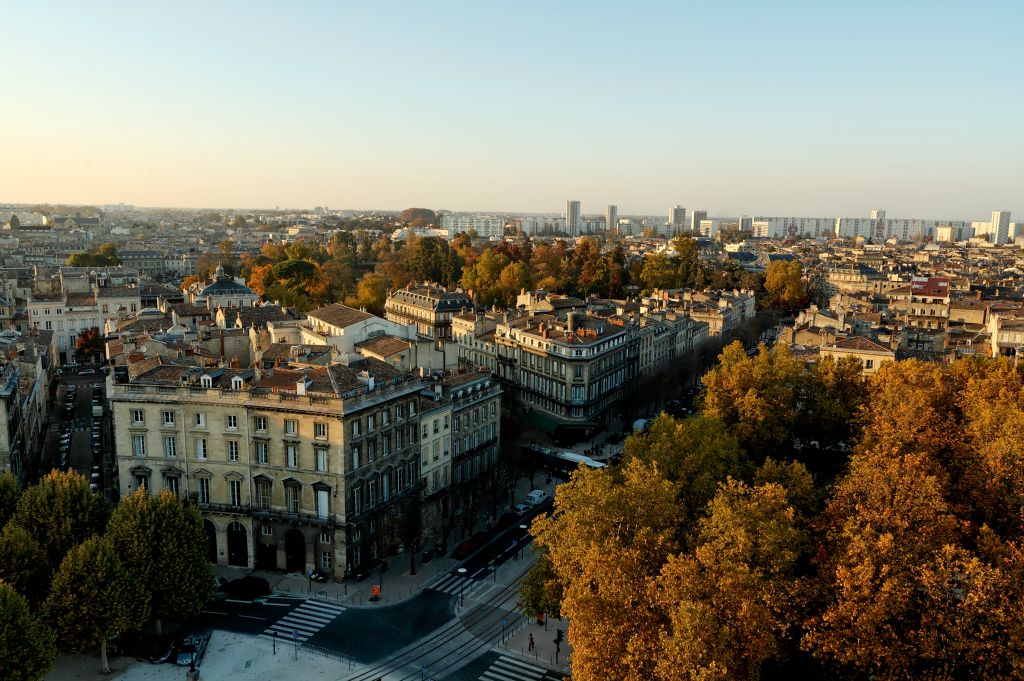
left=2, top=1, right=1021, bottom=219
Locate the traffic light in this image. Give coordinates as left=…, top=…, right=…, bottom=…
left=555, top=628, right=563, bottom=644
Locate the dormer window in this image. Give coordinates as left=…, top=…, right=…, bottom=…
left=231, top=376, right=244, bottom=390
left=200, top=375, right=213, bottom=388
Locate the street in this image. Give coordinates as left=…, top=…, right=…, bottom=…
left=39, top=371, right=113, bottom=496
left=188, top=504, right=566, bottom=681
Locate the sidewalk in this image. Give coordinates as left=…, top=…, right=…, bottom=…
left=213, top=474, right=564, bottom=609
left=498, top=613, right=573, bottom=674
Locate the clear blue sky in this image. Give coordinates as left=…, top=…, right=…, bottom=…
left=2, top=1, right=1020, bottom=219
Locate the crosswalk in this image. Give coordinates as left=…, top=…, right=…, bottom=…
left=430, top=572, right=474, bottom=595
left=479, top=655, right=550, bottom=681
left=258, top=599, right=346, bottom=643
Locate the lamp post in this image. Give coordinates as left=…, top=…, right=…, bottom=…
left=457, top=567, right=467, bottom=606
left=518, top=525, right=527, bottom=559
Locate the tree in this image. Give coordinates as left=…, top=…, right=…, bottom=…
left=43, top=537, right=140, bottom=673
left=656, top=480, right=808, bottom=681
left=0, top=582, right=56, bottom=681
left=180, top=274, right=200, bottom=292
left=150, top=492, right=214, bottom=630
left=640, top=253, right=678, bottom=293
left=532, top=460, right=684, bottom=681
left=8, top=214, right=20, bottom=230
left=520, top=552, right=562, bottom=620
left=12, top=470, right=108, bottom=572
left=0, top=471, right=20, bottom=528
left=802, top=451, right=958, bottom=677
left=700, top=343, right=812, bottom=459
left=105, top=489, right=155, bottom=629
left=623, top=414, right=749, bottom=530
left=0, top=524, right=49, bottom=607
left=399, top=207, right=437, bottom=226
left=346, top=273, right=387, bottom=316
left=75, top=327, right=105, bottom=359
left=763, top=260, right=807, bottom=309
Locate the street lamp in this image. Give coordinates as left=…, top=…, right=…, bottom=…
left=518, top=525, right=528, bottom=560
left=457, top=567, right=467, bottom=606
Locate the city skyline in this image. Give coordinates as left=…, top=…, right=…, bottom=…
left=2, top=1, right=1021, bottom=217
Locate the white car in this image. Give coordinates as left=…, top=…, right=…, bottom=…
left=525, top=490, right=549, bottom=506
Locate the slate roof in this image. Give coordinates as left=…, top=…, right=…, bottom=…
left=307, top=304, right=373, bottom=329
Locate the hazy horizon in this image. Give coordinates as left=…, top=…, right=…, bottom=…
left=3, top=1, right=1021, bottom=218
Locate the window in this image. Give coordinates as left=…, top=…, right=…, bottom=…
left=131, top=409, right=144, bottom=424
left=256, top=441, right=268, bottom=465
left=368, top=414, right=376, bottom=432
left=422, top=424, right=429, bottom=440
left=256, top=480, right=271, bottom=509
left=433, top=441, right=440, bottom=462
left=226, top=414, right=238, bottom=430
left=321, top=551, right=332, bottom=571
left=408, top=401, right=416, bottom=417
left=44, top=321, right=52, bottom=330
left=254, top=416, right=268, bottom=432
left=135, top=474, right=149, bottom=491
left=319, top=530, right=332, bottom=544
left=865, top=359, right=874, bottom=369
left=382, top=435, right=390, bottom=457
left=229, top=479, right=242, bottom=507
left=261, top=523, right=273, bottom=536
left=285, top=419, right=297, bottom=436
left=194, top=412, right=206, bottom=427
left=396, top=429, right=403, bottom=448
left=381, top=473, right=390, bottom=501
left=163, top=436, right=176, bottom=458
left=433, top=419, right=439, bottom=434
left=368, top=480, right=377, bottom=506
left=198, top=477, right=210, bottom=504
left=314, top=422, right=327, bottom=439
left=381, top=410, right=389, bottom=426
left=285, top=485, right=300, bottom=513
left=368, top=441, right=376, bottom=462
left=162, top=410, right=175, bottom=426
left=315, top=447, right=327, bottom=472
left=490, top=403, right=496, bottom=418
left=287, top=444, right=298, bottom=467
left=196, top=438, right=207, bottom=460
left=353, top=486, right=362, bottom=514
left=165, top=476, right=179, bottom=497
left=454, top=416, right=460, bottom=433
left=352, top=445, right=360, bottom=469
left=228, top=441, right=239, bottom=462
left=351, top=420, right=360, bottom=437
left=444, top=415, right=449, bottom=430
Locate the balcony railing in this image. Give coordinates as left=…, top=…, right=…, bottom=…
left=198, top=502, right=336, bottom=527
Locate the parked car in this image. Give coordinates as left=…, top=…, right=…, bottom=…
left=222, top=575, right=271, bottom=600
left=513, top=503, right=531, bottom=516
left=525, top=490, right=550, bottom=506
left=452, top=532, right=489, bottom=559
left=79, top=368, right=97, bottom=376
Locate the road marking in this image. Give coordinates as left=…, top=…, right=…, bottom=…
left=201, top=610, right=228, bottom=616
left=239, top=615, right=265, bottom=621
left=259, top=599, right=347, bottom=643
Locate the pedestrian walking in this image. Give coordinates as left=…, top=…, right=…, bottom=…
left=528, top=633, right=534, bottom=651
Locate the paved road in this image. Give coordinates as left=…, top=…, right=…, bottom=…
left=442, top=650, right=564, bottom=681
left=39, top=373, right=110, bottom=492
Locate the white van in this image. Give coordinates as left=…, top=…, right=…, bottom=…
left=525, top=489, right=549, bottom=506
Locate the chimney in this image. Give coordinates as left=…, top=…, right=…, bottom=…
left=566, top=311, right=576, bottom=333
left=230, top=357, right=240, bottom=369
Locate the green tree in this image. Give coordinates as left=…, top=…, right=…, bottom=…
left=44, top=537, right=140, bottom=673
left=0, top=524, right=49, bottom=607
left=519, top=551, right=563, bottom=620
left=0, top=471, right=20, bottom=527
left=0, top=582, right=56, bottom=681
left=13, top=470, right=108, bottom=571
left=105, top=489, right=155, bottom=629
left=150, top=491, right=214, bottom=631
left=640, top=252, right=678, bottom=293
left=8, top=214, right=20, bottom=229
